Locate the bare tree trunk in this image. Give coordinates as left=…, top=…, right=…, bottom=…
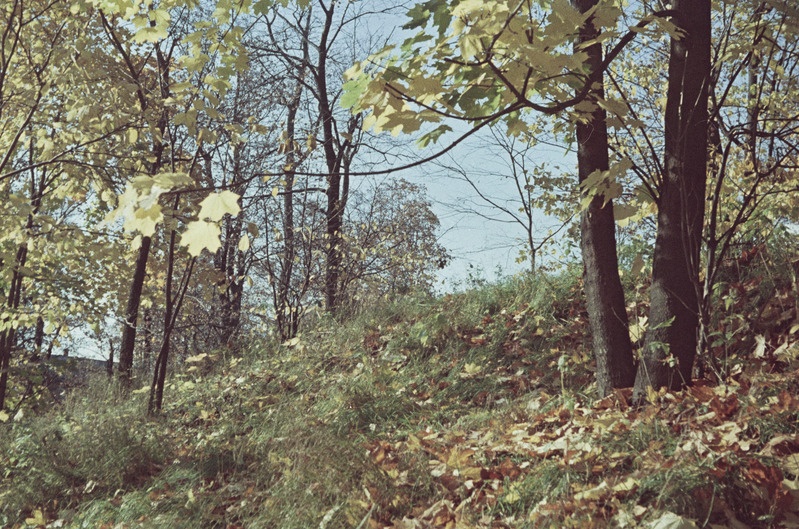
left=118, top=235, right=152, bottom=387
left=214, top=146, right=245, bottom=348
left=107, top=338, right=114, bottom=378
left=277, top=51, right=307, bottom=339
left=115, top=38, right=171, bottom=388
left=142, top=308, right=153, bottom=374
left=33, top=317, right=44, bottom=361
left=315, top=3, right=358, bottom=314
left=317, top=4, right=342, bottom=313
left=634, top=0, right=711, bottom=397
left=148, top=204, right=196, bottom=414
left=572, top=0, right=636, bottom=397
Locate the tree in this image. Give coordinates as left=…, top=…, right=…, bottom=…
left=572, top=0, right=635, bottom=393
left=632, top=0, right=711, bottom=396
left=436, top=126, right=573, bottom=274
left=0, top=0, right=128, bottom=410
left=344, top=0, right=786, bottom=397
left=95, top=0, right=252, bottom=392
left=249, top=4, right=315, bottom=340
left=343, top=1, right=649, bottom=396
left=697, top=1, right=799, bottom=375
left=338, top=179, right=449, bottom=306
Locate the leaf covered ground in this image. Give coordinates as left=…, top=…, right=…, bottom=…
left=1, top=265, right=799, bottom=528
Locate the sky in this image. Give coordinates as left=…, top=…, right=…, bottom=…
left=359, top=4, right=579, bottom=291
left=395, top=127, right=578, bottom=292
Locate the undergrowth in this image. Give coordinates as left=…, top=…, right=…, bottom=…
left=1, top=260, right=798, bottom=528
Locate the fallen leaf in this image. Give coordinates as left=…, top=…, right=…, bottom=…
left=646, top=511, right=698, bottom=529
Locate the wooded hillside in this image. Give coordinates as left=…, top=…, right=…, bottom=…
left=0, top=0, right=798, bottom=527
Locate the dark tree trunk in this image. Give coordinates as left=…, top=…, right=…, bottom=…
left=148, top=214, right=195, bottom=414
left=118, top=235, right=152, bottom=388
left=317, top=6, right=342, bottom=314
left=276, top=154, right=297, bottom=340
left=216, top=155, right=245, bottom=348
left=277, top=63, right=305, bottom=340
left=0, top=168, right=42, bottom=409
left=112, top=33, right=170, bottom=389
left=324, top=172, right=343, bottom=312
left=573, top=0, right=636, bottom=396
left=0, top=244, right=28, bottom=410
left=33, top=316, right=44, bottom=361
left=107, top=338, right=114, bottom=378
left=315, top=3, right=356, bottom=315
left=142, top=308, right=153, bottom=374
left=634, top=0, right=711, bottom=397
left=0, top=332, right=14, bottom=411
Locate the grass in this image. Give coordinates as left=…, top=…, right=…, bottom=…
left=1, top=261, right=798, bottom=528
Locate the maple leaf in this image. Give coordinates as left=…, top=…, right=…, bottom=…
left=180, top=220, right=222, bottom=256
left=647, top=512, right=699, bottom=529
left=198, top=190, right=241, bottom=221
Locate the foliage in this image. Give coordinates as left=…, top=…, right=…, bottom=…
left=2, top=258, right=797, bottom=527
left=1, top=0, right=799, bottom=525
left=339, top=179, right=450, bottom=305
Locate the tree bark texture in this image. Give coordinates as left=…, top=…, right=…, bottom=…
left=634, top=0, right=711, bottom=396
left=215, top=146, right=245, bottom=347
left=573, top=0, right=636, bottom=396
left=118, top=235, right=152, bottom=387
left=317, top=5, right=343, bottom=314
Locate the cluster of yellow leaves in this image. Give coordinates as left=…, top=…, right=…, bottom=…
left=362, top=368, right=799, bottom=527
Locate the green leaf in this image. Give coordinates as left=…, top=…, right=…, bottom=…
left=149, top=8, right=170, bottom=26
left=253, top=0, right=274, bottom=16
left=417, top=124, right=452, bottom=148
left=124, top=202, right=163, bottom=237
left=132, top=26, right=168, bottom=44
left=238, top=234, right=250, bottom=252
left=402, top=3, right=433, bottom=31
left=341, top=74, right=370, bottom=109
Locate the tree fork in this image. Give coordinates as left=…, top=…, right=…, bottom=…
left=634, top=0, right=711, bottom=398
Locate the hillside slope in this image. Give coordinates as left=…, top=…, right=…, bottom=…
left=1, top=269, right=798, bottom=528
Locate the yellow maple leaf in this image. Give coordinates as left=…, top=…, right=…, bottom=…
left=180, top=221, right=221, bottom=257
left=198, top=190, right=241, bottom=221
left=25, top=509, right=46, bottom=526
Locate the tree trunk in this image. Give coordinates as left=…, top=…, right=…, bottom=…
left=277, top=66, right=304, bottom=340
left=317, top=2, right=347, bottom=314
left=33, top=316, right=44, bottom=361
left=118, top=235, right=152, bottom=387
left=0, top=243, right=29, bottom=410
left=0, top=330, right=14, bottom=411
left=148, top=239, right=174, bottom=415
left=216, top=151, right=245, bottom=348
left=634, top=0, right=711, bottom=397
left=324, top=172, right=343, bottom=312
left=142, top=308, right=153, bottom=374
left=0, top=170, right=42, bottom=409
left=112, top=32, right=170, bottom=389
left=148, top=214, right=195, bottom=414
left=572, top=0, right=636, bottom=397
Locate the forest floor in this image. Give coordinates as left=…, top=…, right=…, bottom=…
left=1, top=264, right=799, bottom=528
